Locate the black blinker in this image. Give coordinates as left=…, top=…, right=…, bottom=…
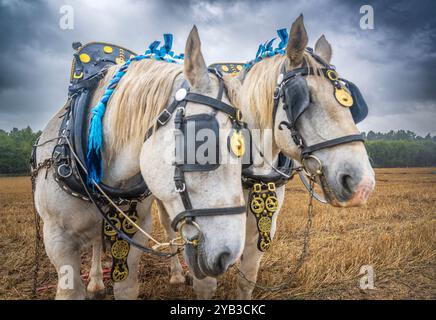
left=344, top=80, right=368, bottom=124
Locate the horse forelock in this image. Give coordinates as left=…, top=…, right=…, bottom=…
left=240, top=52, right=322, bottom=130
left=221, top=73, right=242, bottom=111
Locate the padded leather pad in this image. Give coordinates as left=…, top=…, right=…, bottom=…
left=283, top=76, right=310, bottom=123
left=180, top=113, right=220, bottom=172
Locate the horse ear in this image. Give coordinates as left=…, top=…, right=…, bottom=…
left=286, top=14, right=308, bottom=66
left=315, top=34, right=332, bottom=63
left=184, top=26, right=210, bottom=89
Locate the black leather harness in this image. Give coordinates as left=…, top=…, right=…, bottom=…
left=143, top=69, right=247, bottom=235
left=274, top=51, right=367, bottom=159
left=33, top=42, right=248, bottom=260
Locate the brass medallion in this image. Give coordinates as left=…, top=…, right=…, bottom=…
left=335, top=87, right=353, bottom=107
left=112, top=263, right=129, bottom=282
left=111, top=239, right=130, bottom=259
left=265, top=196, right=279, bottom=212
left=230, top=130, right=245, bottom=158
left=122, top=215, right=139, bottom=234
left=258, top=216, right=272, bottom=233
left=249, top=182, right=279, bottom=252
left=250, top=196, right=264, bottom=214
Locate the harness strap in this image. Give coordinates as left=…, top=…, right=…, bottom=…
left=144, top=82, right=190, bottom=141
left=184, top=93, right=238, bottom=118
left=274, top=58, right=366, bottom=161
left=166, top=74, right=246, bottom=239
left=173, top=107, right=193, bottom=211
left=302, top=134, right=365, bottom=157
left=77, top=160, right=177, bottom=258
left=171, top=206, right=246, bottom=231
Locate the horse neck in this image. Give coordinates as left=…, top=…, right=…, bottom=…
left=240, top=96, right=281, bottom=172
left=98, top=73, right=186, bottom=186
left=100, top=129, right=142, bottom=187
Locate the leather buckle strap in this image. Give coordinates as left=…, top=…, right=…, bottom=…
left=301, top=133, right=365, bottom=157
left=171, top=205, right=246, bottom=231
left=157, top=109, right=172, bottom=126
left=184, top=93, right=238, bottom=119
left=144, top=81, right=190, bottom=142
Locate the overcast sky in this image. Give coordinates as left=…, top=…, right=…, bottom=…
left=0, top=0, right=435, bottom=135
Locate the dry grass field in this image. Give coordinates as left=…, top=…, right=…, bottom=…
left=0, top=168, right=434, bottom=300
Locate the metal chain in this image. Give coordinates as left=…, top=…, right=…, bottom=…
left=234, top=176, right=316, bottom=292
left=30, top=159, right=52, bottom=298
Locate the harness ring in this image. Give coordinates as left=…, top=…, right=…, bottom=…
left=178, top=220, right=202, bottom=247
left=301, top=154, right=323, bottom=178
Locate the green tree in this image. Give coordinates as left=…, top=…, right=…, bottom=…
left=0, top=127, right=41, bottom=174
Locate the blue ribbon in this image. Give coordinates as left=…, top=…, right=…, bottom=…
left=276, top=28, right=288, bottom=49
left=244, top=28, right=292, bottom=71
left=163, top=34, right=173, bottom=54
left=86, top=34, right=184, bottom=184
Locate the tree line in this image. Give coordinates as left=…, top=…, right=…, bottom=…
left=0, top=127, right=41, bottom=175
left=0, top=127, right=435, bottom=174
left=363, top=130, right=436, bottom=167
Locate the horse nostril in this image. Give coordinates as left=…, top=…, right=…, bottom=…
left=214, top=251, right=231, bottom=275
left=339, top=173, right=354, bottom=195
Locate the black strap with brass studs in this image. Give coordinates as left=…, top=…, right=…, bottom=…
left=103, top=201, right=140, bottom=282
left=249, top=182, right=279, bottom=252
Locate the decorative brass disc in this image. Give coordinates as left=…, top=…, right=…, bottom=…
left=104, top=216, right=121, bottom=237
left=335, top=87, right=353, bottom=107
left=230, top=130, right=245, bottom=157
left=112, top=263, right=129, bottom=282
left=79, top=53, right=91, bottom=63
left=258, top=216, right=272, bottom=233
left=103, top=46, right=113, bottom=54
left=250, top=196, right=264, bottom=214
left=259, top=238, right=271, bottom=251
left=265, top=196, right=279, bottom=212
left=122, top=215, right=139, bottom=234
left=111, top=239, right=130, bottom=259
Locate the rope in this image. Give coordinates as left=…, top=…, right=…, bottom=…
left=65, top=137, right=184, bottom=250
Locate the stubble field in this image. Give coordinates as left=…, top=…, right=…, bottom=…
left=0, top=168, right=434, bottom=300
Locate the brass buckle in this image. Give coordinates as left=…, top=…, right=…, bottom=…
left=326, top=69, right=339, bottom=81
left=157, top=109, right=172, bottom=126
left=253, top=183, right=262, bottom=193
left=235, top=109, right=243, bottom=122
left=267, top=182, right=276, bottom=192
left=73, top=71, right=83, bottom=79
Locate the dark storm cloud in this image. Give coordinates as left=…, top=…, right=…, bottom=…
left=0, top=0, right=435, bottom=134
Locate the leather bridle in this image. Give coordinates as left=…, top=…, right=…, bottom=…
left=273, top=54, right=365, bottom=164
left=145, top=68, right=246, bottom=246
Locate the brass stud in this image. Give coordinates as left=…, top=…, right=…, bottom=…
left=103, top=46, right=113, bottom=54
left=79, top=53, right=91, bottom=63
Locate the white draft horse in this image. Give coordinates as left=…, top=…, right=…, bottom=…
left=32, top=27, right=246, bottom=299
left=164, top=15, right=375, bottom=299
